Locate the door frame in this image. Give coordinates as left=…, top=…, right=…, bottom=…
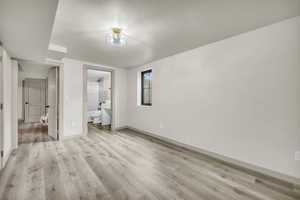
left=23, top=78, right=47, bottom=123
left=82, top=64, right=115, bottom=135
left=14, top=62, right=63, bottom=145
left=49, top=62, right=63, bottom=141
left=47, top=66, right=59, bottom=140
left=0, top=46, right=3, bottom=169
left=0, top=48, right=18, bottom=168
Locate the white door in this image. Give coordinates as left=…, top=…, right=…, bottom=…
left=24, top=79, right=46, bottom=123
left=0, top=49, right=3, bottom=169
left=0, top=47, right=13, bottom=169
left=47, top=67, right=58, bottom=140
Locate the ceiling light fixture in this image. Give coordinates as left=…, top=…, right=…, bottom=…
left=107, top=27, right=126, bottom=46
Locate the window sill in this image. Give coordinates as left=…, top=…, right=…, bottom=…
left=137, top=104, right=152, bottom=108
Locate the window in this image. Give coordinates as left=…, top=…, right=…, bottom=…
left=141, top=69, right=152, bottom=106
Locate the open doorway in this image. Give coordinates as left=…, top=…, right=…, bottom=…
left=84, top=68, right=112, bottom=132
left=18, top=62, right=60, bottom=144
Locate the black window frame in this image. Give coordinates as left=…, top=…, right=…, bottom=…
left=141, top=69, right=152, bottom=106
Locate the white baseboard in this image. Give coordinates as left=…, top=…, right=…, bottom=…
left=122, top=126, right=300, bottom=187
left=1, top=148, right=13, bottom=169
left=60, top=133, right=85, bottom=141
left=114, top=126, right=129, bottom=131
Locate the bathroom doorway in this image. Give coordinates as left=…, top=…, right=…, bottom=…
left=84, top=68, right=112, bottom=133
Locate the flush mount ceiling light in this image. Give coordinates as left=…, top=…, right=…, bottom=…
left=106, top=27, right=126, bottom=46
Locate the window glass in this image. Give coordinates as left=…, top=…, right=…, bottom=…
left=141, top=70, right=152, bottom=106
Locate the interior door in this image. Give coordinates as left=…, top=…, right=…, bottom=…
left=24, top=79, right=46, bottom=123
left=0, top=47, right=13, bottom=169
left=47, top=67, right=58, bottom=140
left=0, top=49, right=3, bottom=169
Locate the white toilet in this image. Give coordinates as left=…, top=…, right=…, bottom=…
left=88, top=110, right=102, bottom=124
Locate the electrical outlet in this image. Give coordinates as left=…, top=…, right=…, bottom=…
left=295, top=151, right=300, bottom=161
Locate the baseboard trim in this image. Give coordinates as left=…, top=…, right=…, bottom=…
left=1, top=148, right=13, bottom=169
left=60, top=133, right=85, bottom=141
left=114, top=126, right=129, bottom=131
left=122, top=126, right=300, bottom=188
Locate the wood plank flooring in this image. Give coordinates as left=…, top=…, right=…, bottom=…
left=18, top=122, right=54, bottom=144
left=0, top=123, right=299, bottom=200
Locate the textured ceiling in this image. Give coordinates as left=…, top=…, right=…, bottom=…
left=0, top=0, right=58, bottom=61
left=50, top=0, right=300, bottom=68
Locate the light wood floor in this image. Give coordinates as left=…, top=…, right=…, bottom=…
left=0, top=123, right=299, bottom=200
left=18, top=122, right=54, bottom=144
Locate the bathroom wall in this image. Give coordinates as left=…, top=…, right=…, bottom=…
left=87, top=80, right=100, bottom=111
left=101, top=75, right=111, bottom=104
left=87, top=71, right=111, bottom=111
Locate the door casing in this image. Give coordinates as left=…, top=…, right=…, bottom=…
left=47, top=67, right=59, bottom=140
left=82, top=64, right=115, bottom=135
left=24, top=79, right=46, bottom=123
left=0, top=49, right=3, bottom=169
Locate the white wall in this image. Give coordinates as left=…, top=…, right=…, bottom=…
left=101, top=75, right=111, bottom=102
left=61, top=58, right=83, bottom=137
left=61, top=58, right=127, bottom=137
left=126, top=17, right=300, bottom=179
left=99, top=80, right=104, bottom=102
left=87, top=81, right=100, bottom=111
left=87, top=76, right=111, bottom=112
